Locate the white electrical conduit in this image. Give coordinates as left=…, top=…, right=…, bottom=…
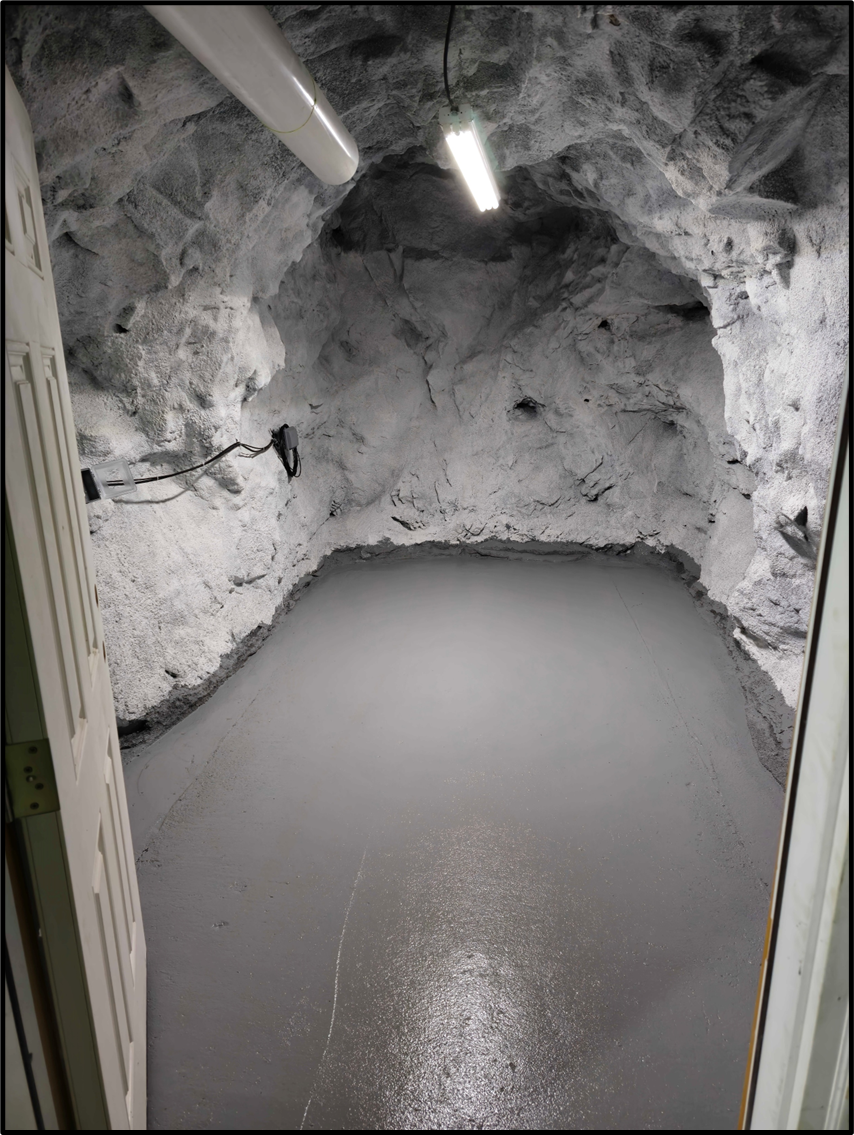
left=143, top=4, right=359, bottom=184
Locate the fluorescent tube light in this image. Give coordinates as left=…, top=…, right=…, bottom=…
left=440, top=105, right=500, bottom=212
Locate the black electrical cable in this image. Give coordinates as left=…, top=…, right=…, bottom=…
left=106, top=441, right=240, bottom=484
left=105, top=439, right=271, bottom=485
left=443, top=3, right=457, bottom=111
left=237, top=440, right=273, bottom=458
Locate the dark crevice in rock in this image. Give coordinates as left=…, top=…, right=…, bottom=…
left=749, top=49, right=813, bottom=88
left=512, top=397, right=541, bottom=417
left=116, top=717, right=150, bottom=738
left=657, top=301, right=710, bottom=321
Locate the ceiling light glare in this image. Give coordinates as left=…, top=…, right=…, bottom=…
left=440, top=105, right=500, bottom=212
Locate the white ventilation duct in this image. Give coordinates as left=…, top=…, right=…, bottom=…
left=143, top=4, right=359, bottom=185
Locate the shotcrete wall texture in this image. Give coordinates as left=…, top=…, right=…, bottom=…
left=5, top=5, right=848, bottom=752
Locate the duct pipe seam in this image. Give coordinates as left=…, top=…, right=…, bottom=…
left=143, top=4, right=359, bottom=185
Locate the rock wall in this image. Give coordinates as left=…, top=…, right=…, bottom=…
left=4, top=4, right=848, bottom=762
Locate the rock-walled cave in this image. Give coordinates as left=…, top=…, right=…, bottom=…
left=5, top=3, right=848, bottom=778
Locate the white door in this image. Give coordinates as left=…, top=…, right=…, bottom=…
left=4, top=65, right=146, bottom=1129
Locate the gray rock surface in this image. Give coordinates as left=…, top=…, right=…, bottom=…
left=5, top=4, right=848, bottom=762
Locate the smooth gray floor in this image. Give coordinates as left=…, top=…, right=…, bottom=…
left=128, top=556, right=783, bottom=1130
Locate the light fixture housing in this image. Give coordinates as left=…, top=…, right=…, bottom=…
left=439, top=104, right=500, bottom=212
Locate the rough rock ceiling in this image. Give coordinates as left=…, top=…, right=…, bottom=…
left=4, top=4, right=848, bottom=748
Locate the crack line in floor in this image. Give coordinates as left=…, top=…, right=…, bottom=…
left=300, top=843, right=368, bottom=1130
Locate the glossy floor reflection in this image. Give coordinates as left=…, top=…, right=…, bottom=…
left=128, top=555, right=783, bottom=1129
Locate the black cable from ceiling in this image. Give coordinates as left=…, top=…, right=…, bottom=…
left=443, top=3, right=457, bottom=111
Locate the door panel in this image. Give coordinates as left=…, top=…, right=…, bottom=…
left=4, top=64, right=146, bottom=1129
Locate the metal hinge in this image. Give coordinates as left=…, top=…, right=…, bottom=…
left=4, top=740, right=60, bottom=819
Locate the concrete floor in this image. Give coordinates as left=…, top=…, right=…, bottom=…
left=126, top=555, right=784, bottom=1130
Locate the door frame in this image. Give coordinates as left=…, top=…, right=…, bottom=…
left=740, top=369, right=850, bottom=1129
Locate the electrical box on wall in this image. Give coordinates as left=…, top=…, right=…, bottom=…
left=271, top=424, right=301, bottom=480
left=81, top=459, right=137, bottom=502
